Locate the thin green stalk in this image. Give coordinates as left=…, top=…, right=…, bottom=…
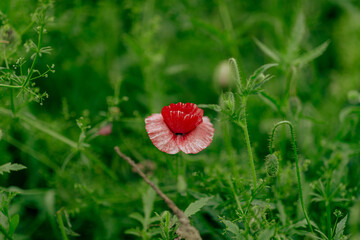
left=326, top=179, right=332, bottom=239
left=19, top=114, right=78, bottom=149
left=227, top=176, right=245, bottom=215
left=326, top=200, right=332, bottom=240
left=56, top=210, right=69, bottom=240
left=22, top=25, right=44, bottom=88
left=3, top=49, right=16, bottom=116
left=0, top=84, right=22, bottom=89
left=222, top=119, right=236, bottom=172
left=269, top=120, right=315, bottom=235
left=236, top=96, right=257, bottom=189
left=0, top=107, right=77, bottom=149
left=0, top=224, right=13, bottom=240
left=9, top=79, right=15, bottom=116
left=331, top=215, right=339, bottom=237
left=0, top=107, right=118, bottom=181
left=3, top=134, right=59, bottom=171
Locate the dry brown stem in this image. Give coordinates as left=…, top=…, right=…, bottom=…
left=114, top=146, right=202, bottom=240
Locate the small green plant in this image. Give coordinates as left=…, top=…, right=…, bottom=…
left=269, top=120, right=315, bottom=235
left=0, top=0, right=54, bottom=111
left=0, top=192, right=20, bottom=240
left=201, top=57, right=277, bottom=189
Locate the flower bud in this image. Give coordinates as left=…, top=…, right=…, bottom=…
left=265, top=153, right=279, bottom=177
left=98, top=124, right=112, bottom=136
left=221, top=92, right=235, bottom=114
left=213, top=60, right=231, bottom=91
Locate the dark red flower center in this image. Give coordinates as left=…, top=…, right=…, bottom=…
left=161, top=102, right=203, bottom=134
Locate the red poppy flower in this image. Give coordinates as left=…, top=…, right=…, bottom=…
left=145, top=102, right=215, bottom=154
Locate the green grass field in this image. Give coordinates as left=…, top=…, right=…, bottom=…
left=0, top=0, right=359, bottom=239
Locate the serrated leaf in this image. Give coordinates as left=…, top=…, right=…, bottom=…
left=254, top=38, right=281, bottom=62
left=334, top=215, right=348, bottom=240
left=293, top=40, right=330, bottom=66
left=184, top=196, right=213, bottom=217
left=8, top=214, right=19, bottom=235
left=0, top=163, right=27, bottom=175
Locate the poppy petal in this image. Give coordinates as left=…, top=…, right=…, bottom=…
left=145, top=114, right=180, bottom=154
left=176, top=117, right=214, bottom=154
left=161, top=102, right=203, bottom=134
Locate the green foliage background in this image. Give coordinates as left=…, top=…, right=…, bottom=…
left=0, top=0, right=359, bottom=239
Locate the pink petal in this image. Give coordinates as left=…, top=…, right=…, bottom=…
left=145, top=114, right=180, bottom=154
left=176, top=117, right=214, bottom=154
left=98, top=124, right=112, bottom=136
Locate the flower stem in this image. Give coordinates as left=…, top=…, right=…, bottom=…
left=236, top=96, right=257, bottom=189
left=326, top=179, right=332, bottom=240
left=326, top=200, right=332, bottom=240
left=269, top=120, right=314, bottom=235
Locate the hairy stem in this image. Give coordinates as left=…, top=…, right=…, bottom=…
left=56, top=209, right=69, bottom=240
left=236, top=96, right=257, bottom=189
left=114, top=147, right=202, bottom=240
left=269, top=120, right=314, bottom=235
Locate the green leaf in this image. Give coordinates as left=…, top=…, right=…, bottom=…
left=249, top=63, right=278, bottom=83
left=0, top=162, right=27, bottom=175
left=129, top=212, right=144, bottom=224
left=287, top=12, right=306, bottom=58
left=254, top=38, right=281, bottom=62
left=293, top=40, right=330, bottom=66
left=334, top=215, right=348, bottom=240
left=142, top=184, right=156, bottom=229
left=198, top=104, right=221, bottom=112
left=191, top=18, right=226, bottom=44
left=258, top=227, right=275, bottom=240
left=125, top=228, right=142, bottom=237
left=222, top=219, right=243, bottom=240
left=177, top=175, right=187, bottom=193
left=8, top=214, right=19, bottom=235
left=276, top=201, right=287, bottom=225
left=246, top=63, right=277, bottom=95
left=184, top=196, right=213, bottom=217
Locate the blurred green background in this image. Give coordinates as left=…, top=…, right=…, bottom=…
left=0, top=0, right=359, bottom=239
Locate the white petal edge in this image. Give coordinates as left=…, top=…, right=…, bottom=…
left=176, top=117, right=215, bottom=154
left=145, top=114, right=180, bottom=154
